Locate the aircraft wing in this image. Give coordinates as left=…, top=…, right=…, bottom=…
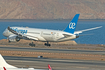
left=74, top=26, right=102, bottom=35
left=7, top=27, right=38, bottom=41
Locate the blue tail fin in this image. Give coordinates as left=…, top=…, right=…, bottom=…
left=64, top=14, right=80, bottom=34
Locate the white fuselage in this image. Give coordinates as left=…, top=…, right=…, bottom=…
left=3, top=27, right=77, bottom=42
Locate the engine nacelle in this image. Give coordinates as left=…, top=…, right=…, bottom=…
left=8, top=35, right=20, bottom=42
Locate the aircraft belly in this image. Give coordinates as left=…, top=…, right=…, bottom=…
left=43, top=36, right=55, bottom=42
left=38, top=37, right=46, bottom=41
left=45, top=37, right=54, bottom=41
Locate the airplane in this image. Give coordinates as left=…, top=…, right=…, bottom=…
left=3, top=14, right=102, bottom=46
left=0, top=54, right=52, bottom=70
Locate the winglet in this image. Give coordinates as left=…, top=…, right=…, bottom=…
left=48, top=64, right=52, bottom=70
left=64, top=14, right=80, bottom=34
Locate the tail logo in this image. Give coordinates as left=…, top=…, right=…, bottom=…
left=69, top=22, right=75, bottom=29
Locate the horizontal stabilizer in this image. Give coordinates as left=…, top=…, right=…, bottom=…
left=74, top=26, right=102, bottom=35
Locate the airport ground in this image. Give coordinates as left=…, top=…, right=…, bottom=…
left=4, top=56, right=105, bottom=70
left=0, top=39, right=105, bottom=70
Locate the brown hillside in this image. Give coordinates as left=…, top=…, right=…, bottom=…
left=0, top=0, right=105, bottom=19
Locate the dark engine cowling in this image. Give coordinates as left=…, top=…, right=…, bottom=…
left=8, top=35, right=20, bottom=42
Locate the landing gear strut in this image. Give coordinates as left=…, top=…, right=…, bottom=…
left=44, top=41, right=51, bottom=46
left=8, top=40, right=11, bottom=43
left=29, top=42, right=35, bottom=47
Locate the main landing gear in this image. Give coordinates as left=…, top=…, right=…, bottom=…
left=44, top=41, right=51, bottom=46
left=29, top=42, right=35, bottom=47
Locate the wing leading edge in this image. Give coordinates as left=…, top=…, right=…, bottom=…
left=7, top=27, right=38, bottom=41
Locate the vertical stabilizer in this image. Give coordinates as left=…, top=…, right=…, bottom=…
left=0, top=54, right=16, bottom=68
left=64, top=14, right=80, bottom=34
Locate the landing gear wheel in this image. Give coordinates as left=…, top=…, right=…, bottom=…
left=8, top=40, right=11, bottom=43
left=29, top=42, right=35, bottom=47
left=44, top=42, right=51, bottom=46
left=44, top=43, right=47, bottom=45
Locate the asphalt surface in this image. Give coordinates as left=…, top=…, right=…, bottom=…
left=4, top=56, right=105, bottom=70
left=0, top=46, right=105, bottom=55
left=0, top=46, right=105, bottom=70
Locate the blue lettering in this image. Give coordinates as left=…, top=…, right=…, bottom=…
left=11, top=28, right=27, bottom=34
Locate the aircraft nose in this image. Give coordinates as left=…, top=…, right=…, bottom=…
left=3, top=29, right=8, bottom=37
left=3, top=31, right=6, bottom=36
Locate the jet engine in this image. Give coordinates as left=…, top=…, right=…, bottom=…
left=8, top=35, right=20, bottom=42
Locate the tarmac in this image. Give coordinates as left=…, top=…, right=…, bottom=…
left=0, top=44, right=105, bottom=70
left=0, top=46, right=105, bottom=55
left=4, top=56, right=105, bottom=70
